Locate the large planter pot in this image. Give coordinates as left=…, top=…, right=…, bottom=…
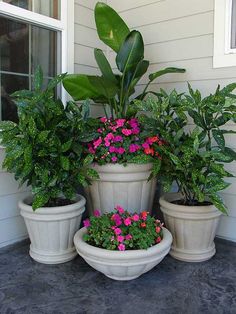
left=85, top=163, right=157, bottom=214
left=19, top=195, right=86, bottom=264
left=74, top=227, right=172, bottom=281
left=160, top=193, right=222, bottom=262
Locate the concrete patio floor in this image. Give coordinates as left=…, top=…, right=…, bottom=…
left=0, top=238, right=235, bottom=314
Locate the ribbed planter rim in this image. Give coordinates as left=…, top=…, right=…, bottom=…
left=74, top=227, right=172, bottom=260
left=90, top=162, right=154, bottom=174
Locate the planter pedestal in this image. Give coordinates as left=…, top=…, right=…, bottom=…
left=85, top=163, right=156, bottom=214
left=160, top=193, right=222, bottom=262
left=19, top=195, right=86, bottom=264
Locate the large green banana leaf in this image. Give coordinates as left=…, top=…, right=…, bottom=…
left=95, top=2, right=130, bottom=52
left=94, top=48, right=117, bottom=84
left=116, top=30, right=144, bottom=73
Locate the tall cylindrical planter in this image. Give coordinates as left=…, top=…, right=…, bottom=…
left=19, top=195, right=86, bottom=264
left=85, top=163, right=156, bottom=214
left=160, top=193, right=222, bottom=262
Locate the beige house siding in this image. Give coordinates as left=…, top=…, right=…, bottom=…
left=107, top=0, right=236, bottom=242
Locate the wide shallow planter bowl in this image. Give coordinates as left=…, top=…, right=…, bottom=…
left=74, top=227, right=172, bottom=281
left=160, top=193, right=222, bottom=262
left=19, top=195, right=86, bottom=264
left=85, top=163, right=157, bottom=214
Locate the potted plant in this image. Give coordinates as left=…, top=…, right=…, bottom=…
left=74, top=206, right=172, bottom=280
left=0, top=68, right=98, bottom=264
left=62, top=2, right=185, bottom=214
left=137, top=84, right=236, bottom=262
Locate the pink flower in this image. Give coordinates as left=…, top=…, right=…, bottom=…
left=111, top=226, right=116, bottom=230
left=112, top=214, right=122, bottom=226
left=116, top=119, right=126, bottom=127
left=97, top=128, right=103, bottom=133
left=155, top=226, right=161, bottom=233
left=116, top=147, right=125, bottom=154
left=117, top=235, right=125, bottom=242
left=129, top=144, right=140, bottom=153
left=113, top=135, right=123, bottom=142
left=83, top=219, right=90, bottom=228
left=105, top=133, right=114, bottom=141
left=100, top=117, right=107, bottom=123
left=124, top=217, right=132, bottom=226
left=93, top=137, right=102, bottom=149
left=132, top=214, right=140, bottom=222
left=129, top=118, right=139, bottom=128
left=111, top=156, right=118, bottom=163
left=122, top=129, right=132, bottom=136
left=132, top=128, right=140, bottom=135
left=142, top=142, right=150, bottom=149
left=125, top=234, right=133, bottom=240
left=116, top=205, right=125, bottom=214
left=109, top=146, right=116, bottom=153
left=104, top=140, right=111, bottom=147
left=114, top=228, right=122, bottom=235
left=94, top=209, right=101, bottom=217
left=118, top=243, right=126, bottom=251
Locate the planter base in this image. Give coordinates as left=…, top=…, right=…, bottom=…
left=106, top=274, right=141, bottom=281
left=169, top=244, right=216, bottom=262
left=29, top=245, right=78, bottom=264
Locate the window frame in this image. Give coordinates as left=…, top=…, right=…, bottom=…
left=0, top=0, right=74, bottom=101
left=214, top=0, right=236, bottom=67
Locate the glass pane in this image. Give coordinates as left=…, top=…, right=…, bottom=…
left=0, top=74, right=29, bottom=123
left=0, top=17, right=29, bottom=74
left=0, top=15, right=59, bottom=122
left=231, top=0, right=236, bottom=49
left=31, top=25, right=57, bottom=78
left=3, top=0, right=61, bottom=19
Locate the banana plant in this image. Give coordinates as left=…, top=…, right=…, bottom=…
left=63, top=2, right=186, bottom=118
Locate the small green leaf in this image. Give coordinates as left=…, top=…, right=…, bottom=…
left=32, top=193, right=50, bottom=210
left=83, top=154, right=94, bottom=166
left=212, top=129, right=225, bottom=149
left=61, top=140, right=73, bottom=152
left=87, top=168, right=100, bottom=179
left=60, top=156, right=70, bottom=170
left=209, top=193, right=228, bottom=214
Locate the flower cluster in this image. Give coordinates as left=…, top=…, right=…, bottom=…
left=86, top=117, right=163, bottom=165
left=83, top=206, right=164, bottom=251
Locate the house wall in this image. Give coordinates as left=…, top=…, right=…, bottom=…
left=108, top=0, right=236, bottom=242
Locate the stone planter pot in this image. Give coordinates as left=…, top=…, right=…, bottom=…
left=85, top=163, right=156, bottom=214
left=160, top=193, right=222, bottom=262
left=19, top=195, right=86, bottom=264
left=74, top=227, right=172, bottom=281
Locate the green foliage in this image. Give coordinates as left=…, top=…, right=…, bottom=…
left=83, top=207, right=163, bottom=250
left=136, top=85, right=236, bottom=213
left=0, top=67, right=99, bottom=210
left=63, top=2, right=185, bottom=118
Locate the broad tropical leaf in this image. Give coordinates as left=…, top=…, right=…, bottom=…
left=94, top=48, right=117, bottom=84
left=149, top=67, right=186, bottom=82
left=95, top=2, right=130, bottom=52
left=116, top=30, right=144, bottom=73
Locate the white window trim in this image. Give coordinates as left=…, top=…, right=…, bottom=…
left=214, top=0, right=236, bottom=67
left=0, top=0, right=74, bottom=102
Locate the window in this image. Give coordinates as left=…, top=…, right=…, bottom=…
left=213, top=0, right=236, bottom=67
left=0, top=0, right=74, bottom=122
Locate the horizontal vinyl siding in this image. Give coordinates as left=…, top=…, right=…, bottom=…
left=108, top=0, right=236, bottom=241
left=74, top=1, right=106, bottom=117
left=0, top=147, right=29, bottom=248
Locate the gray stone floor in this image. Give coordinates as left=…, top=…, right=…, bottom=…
left=0, top=238, right=235, bottom=314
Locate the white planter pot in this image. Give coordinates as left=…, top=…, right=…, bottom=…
left=74, top=227, right=172, bottom=281
left=160, top=193, right=222, bottom=262
left=85, top=163, right=156, bottom=214
left=19, top=195, right=86, bottom=264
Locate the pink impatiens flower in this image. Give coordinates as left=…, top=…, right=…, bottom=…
left=105, top=133, right=114, bottom=141
left=83, top=219, right=90, bottom=228
left=116, top=147, right=125, bottom=154
left=122, top=129, right=132, bottom=136
left=93, top=137, right=102, bottom=149
left=109, top=146, right=116, bottom=153
left=94, top=210, right=101, bottom=217
left=88, top=146, right=96, bottom=154
left=124, top=217, right=132, bottom=226
left=117, top=235, right=125, bottom=242
left=142, top=142, right=150, bottom=149
left=116, top=205, right=125, bottom=214
left=100, top=117, right=107, bottom=123
left=118, top=243, right=126, bottom=251
left=116, top=119, right=126, bottom=127
left=129, top=144, right=140, bottom=153
left=113, top=135, right=123, bottom=142
left=125, top=234, right=133, bottom=241
left=111, top=156, right=118, bottom=163
left=132, top=128, right=140, bottom=135
left=129, top=118, right=139, bottom=128
left=132, top=214, right=140, bottom=222
left=114, top=228, right=122, bottom=235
